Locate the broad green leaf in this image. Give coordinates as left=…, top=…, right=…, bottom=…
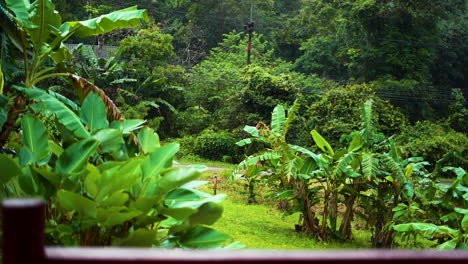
left=156, top=168, right=201, bottom=199
left=137, top=127, right=160, bottom=154
left=235, top=138, right=252, bottom=147
left=49, top=90, right=79, bottom=111
left=394, top=223, right=460, bottom=237
left=348, top=134, right=363, bottom=152
left=165, top=189, right=210, bottom=204
left=48, top=140, right=63, bottom=156
left=437, top=239, right=458, bottom=250
left=18, top=147, right=34, bottom=167
left=114, top=229, right=157, bottom=247
left=311, top=130, right=334, bottom=156
left=97, top=208, right=141, bottom=228
left=189, top=202, right=224, bottom=226
left=0, top=154, right=22, bottom=182
left=5, top=0, right=31, bottom=26
left=21, top=116, right=50, bottom=165
left=111, top=119, right=146, bottom=135
left=289, top=144, right=321, bottom=162
left=243, top=125, right=259, bottom=137
left=56, top=139, right=99, bottom=176
left=27, top=0, right=61, bottom=52
left=92, top=128, right=124, bottom=153
left=80, top=92, right=109, bottom=133
left=271, top=105, right=286, bottom=135
left=94, top=160, right=141, bottom=203
left=100, top=192, right=129, bottom=208
left=178, top=227, right=230, bottom=248
left=17, top=86, right=89, bottom=138
left=167, top=194, right=226, bottom=209
left=57, top=190, right=96, bottom=218
left=33, top=166, right=60, bottom=188
left=162, top=207, right=197, bottom=220
left=141, top=143, right=179, bottom=179
left=64, top=7, right=149, bottom=38
left=405, top=165, right=414, bottom=178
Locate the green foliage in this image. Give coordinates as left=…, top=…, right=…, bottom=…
left=190, top=129, right=240, bottom=163
left=305, top=83, right=407, bottom=144
left=0, top=88, right=231, bottom=248
left=397, top=121, right=468, bottom=173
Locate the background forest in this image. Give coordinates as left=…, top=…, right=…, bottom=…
left=0, top=0, right=467, bottom=250
left=44, top=0, right=468, bottom=168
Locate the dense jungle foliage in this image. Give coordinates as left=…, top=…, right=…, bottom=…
left=0, top=0, right=466, bottom=249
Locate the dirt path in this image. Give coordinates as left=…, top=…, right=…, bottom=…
left=173, top=163, right=230, bottom=172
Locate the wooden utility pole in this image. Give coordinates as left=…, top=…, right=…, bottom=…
left=244, top=4, right=255, bottom=65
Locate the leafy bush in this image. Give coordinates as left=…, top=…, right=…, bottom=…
left=397, top=121, right=468, bottom=173
left=193, top=129, right=240, bottom=163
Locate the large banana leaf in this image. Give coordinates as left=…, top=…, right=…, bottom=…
left=0, top=3, right=27, bottom=52
left=271, top=105, right=286, bottom=135
left=137, top=127, right=160, bottom=154
left=56, top=138, right=99, bottom=176
left=5, top=0, right=30, bottom=26
left=178, top=226, right=230, bottom=248
left=27, top=0, right=61, bottom=52
left=141, top=143, right=179, bottom=179
left=16, top=86, right=90, bottom=139
left=55, top=6, right=148, bottom=45
left=80, top=92, right=109, bottom=133
left=311, top=130, right=335, bottom=156
left=21, top=116, right=50, bottom=165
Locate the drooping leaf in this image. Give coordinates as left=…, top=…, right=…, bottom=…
left=56, top=138, right=99, bottom=176
left=80, top=92, right=109, bottom=132
left=57, top=190, right=96, bottom=218
left=70, top=75, right=124, bottom=121
left=178, top=226, right=230, bottom=248
left=235, top=138, right=252, bottom=147
left=20, top=116, right=50, bottom=165
left=17, top=86, right=90, bottom=138
left=394, top=223, right=460, bottom=237
left=63, top=7, right=149, bottom=38
left=137, top=127, right=160, bottom=154
left=271, top=105, right=286, bottom=135
left=311, top=130, right=334, bottom=156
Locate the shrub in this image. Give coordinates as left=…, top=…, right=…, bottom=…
left=193, top=129, right=240, bottom=163
left=397, top=120, right=468, bottom=173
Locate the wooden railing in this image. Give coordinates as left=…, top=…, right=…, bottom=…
left=3, top=199, right=468, bottom=264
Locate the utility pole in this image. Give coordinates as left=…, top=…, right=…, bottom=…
left=244, top=4, right=255, bottom=65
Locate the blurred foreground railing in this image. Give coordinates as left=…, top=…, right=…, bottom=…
left=3, top=199, right=468, bottom=264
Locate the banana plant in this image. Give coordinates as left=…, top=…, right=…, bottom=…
left=0, top=0, right=149, bottom=146
left=0, top=89, right=232, bottom=248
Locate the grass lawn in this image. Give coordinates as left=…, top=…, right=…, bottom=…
left=197, top=169, right=372, bottom=249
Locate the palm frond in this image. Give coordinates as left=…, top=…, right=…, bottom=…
left=360, top=99, right=375, bottom=144
left=70, top=74, right=124, bottom=121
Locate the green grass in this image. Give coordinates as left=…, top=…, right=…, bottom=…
left=175, top=157, right=236, bottom=168
left=198, top=170, right=372, bottom=249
